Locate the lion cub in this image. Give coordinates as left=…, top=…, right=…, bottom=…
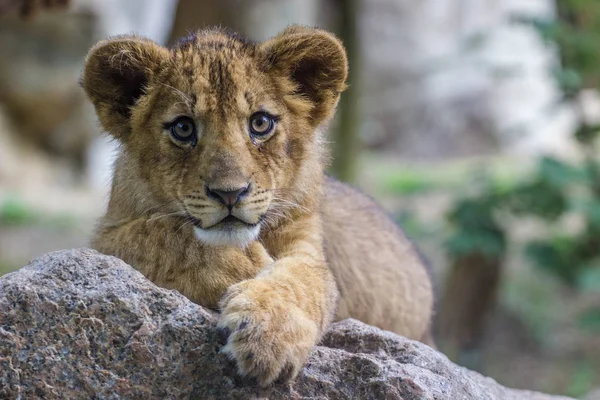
left=82, top=26, right=434, bottom=386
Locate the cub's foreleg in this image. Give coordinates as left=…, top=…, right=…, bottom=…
left=218, top=214, right=338, bottom=386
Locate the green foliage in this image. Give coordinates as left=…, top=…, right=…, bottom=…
left=0, top=197, right=35, bottom=226
left=446, top=196, right=506, bottom=258
left=447, top=155, right=600, bottom=286
left=379, top=163, right=482, bottom=196
left=574, top=123, right=600, bottom=144
left=523, top=0, right=600, bottom=95
left=504, top=157, right=578, bottom=219
left=384, top=172, right=435, bottom=195
left=577, top=266, right=600, bottom=293
left=566, top=361, right=596, bottom=398
left=526, top=238, right=581, bottom=285
left=447, top=1, right=600, bottom=295
left=579, top=308, right=600, bottom=333
left=395, top=211, right=426, bottom=239
left=0, top=196, right=78, bottom=230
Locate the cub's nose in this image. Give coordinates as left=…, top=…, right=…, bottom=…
left=206, top=185, right=250, bottom=208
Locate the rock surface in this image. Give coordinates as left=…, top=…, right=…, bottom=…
left=0, top=249, right=573, bottom=399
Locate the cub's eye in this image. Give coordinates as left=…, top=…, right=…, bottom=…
left=169, top=117, right=196, bottom=142
left=249, top=112, right=276, bottom=137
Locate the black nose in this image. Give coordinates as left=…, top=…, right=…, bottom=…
left=206, top=185, right=249, bottom=208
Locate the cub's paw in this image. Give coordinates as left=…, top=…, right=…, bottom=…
left=217, top=279, right=319, bottom=386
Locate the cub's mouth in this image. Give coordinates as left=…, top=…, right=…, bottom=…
left=186, top=214, right=260, bottom=229
left=186, top=214, right=263, bottom=247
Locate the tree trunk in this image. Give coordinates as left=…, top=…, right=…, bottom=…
left=329, top=0, right=360, bottom=183
left=167, top=0, right=221, bottom=45
left=436, top=252, right=503, bottom=363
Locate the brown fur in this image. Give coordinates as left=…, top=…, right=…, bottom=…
left=82, top=26, right=434, bottom=386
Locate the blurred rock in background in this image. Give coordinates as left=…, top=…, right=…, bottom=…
left=0, top=0, right=178, bottom=265
left=357, top=0, right=574, bottom=159
left=0, top=9, right=97, bottom=183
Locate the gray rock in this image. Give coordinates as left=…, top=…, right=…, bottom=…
left=0, top=249, right=573, bottom=399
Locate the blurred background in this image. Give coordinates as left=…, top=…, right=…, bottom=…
left=0, top=0, right=599, bottom=397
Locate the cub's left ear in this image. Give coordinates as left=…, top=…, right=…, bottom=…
left=261, top=26, right=348, bottom=125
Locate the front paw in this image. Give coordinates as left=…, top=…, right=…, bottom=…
left=218, top=279, right=318, bottom=386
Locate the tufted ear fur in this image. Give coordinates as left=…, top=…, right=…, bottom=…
left=81, top=36, right=169, bottom=140
left=261, top=26, right=348, bottom=125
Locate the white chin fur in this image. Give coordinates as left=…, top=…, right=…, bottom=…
left=193, top=224, right=261, bottom=247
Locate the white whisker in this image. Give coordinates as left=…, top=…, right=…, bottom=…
left=175, top=219, right=194, bottom=234
left=146, top=210, right=186, bottom=223
left=161, top=83, right=192, bottom=103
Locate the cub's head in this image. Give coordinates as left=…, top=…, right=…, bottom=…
left=82, top=27, right=347, bottom=247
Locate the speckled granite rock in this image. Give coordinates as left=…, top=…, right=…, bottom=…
left=0, top=249, right=573, bottom=399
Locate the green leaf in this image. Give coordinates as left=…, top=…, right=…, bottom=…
left=526, top=240, right=579, bottom=285
left=0, top=197, right=36, bottom=226
left=446, top=195, right=506, bottom=258
left=574, top=123, right=600, bottom=144
left=553, top=68, right=582, bottom=96
left=383, top=172, right=435, bottom=195
left=539, top=157, right=585, bottom=187
left=577, top=267, right=600, bottom=293
left=446, top=229, right=505, bottom=258
left=578, top=308, right=600, bottom=333
left=566, top=361, right=595, bottom=398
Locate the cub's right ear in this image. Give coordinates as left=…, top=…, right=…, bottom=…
left=81, top=36, right=169, bottom=140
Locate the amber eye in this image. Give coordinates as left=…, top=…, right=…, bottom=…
left=169, top=117, right=196, bottom=142
left=249, top=112, right=275, bottom=137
